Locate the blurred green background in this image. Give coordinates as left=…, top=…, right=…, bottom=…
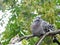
left=0, top=0, right=60, bottom=45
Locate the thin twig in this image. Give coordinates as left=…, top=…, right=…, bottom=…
left=36, top=32, right=49, bottom=45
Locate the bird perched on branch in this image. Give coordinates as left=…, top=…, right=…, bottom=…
left=30, top=16, right=54, bottom=36
left=30, top=16, right=60, bottom=45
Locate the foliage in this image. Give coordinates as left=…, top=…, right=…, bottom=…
left=0, top=0, right=60, bottom=45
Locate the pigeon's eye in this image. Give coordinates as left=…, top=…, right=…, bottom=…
left=34, top=20, right=40, bottom=22
left=36, top=20, right=40, bottom=21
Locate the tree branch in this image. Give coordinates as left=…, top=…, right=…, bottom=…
left=36, top=32, right=49, bottom=45
left=19, top=30, right=60, bottom=45
left=36, top=30, right=60, bottom=45
left=48, top=30, right=60, bottom=35
left=19, top=34, right=35, bottom=41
